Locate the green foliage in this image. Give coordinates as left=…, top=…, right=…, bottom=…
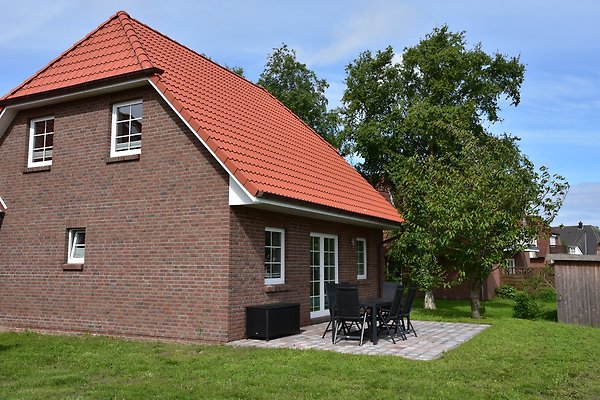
left=533, top=287, right=557, bottom=302
left=225, top=65, right=245, bottom=77
left=342, top=26, right=526, bottom=186
left=4, top=299, right=600, bottom=399
left=513, top=291, right=542, bottom=319
left=258, top=44, right=342, bottom=149
left=342, top=25, right=569, bottom=318
left=495, top=284, right=518, bottom=300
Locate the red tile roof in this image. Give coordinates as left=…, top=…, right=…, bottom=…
left=2, top=11, right=403, bottom=225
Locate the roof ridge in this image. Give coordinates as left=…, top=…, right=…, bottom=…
left=1, top=11, right=125, bottom=101
left=125, top=14, right=247, bottom=80
left=116, top=11, right=154, bottom=70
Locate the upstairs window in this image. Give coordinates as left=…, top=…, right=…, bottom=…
left=111, top=100, right=142, bottom=157
left=356, top=238, right=367, bottom=279
left=265, top=228, right=285, bottom=285
left=67, top=228, right=86, bottom=264
left=28, top=116, right=54, bottom=167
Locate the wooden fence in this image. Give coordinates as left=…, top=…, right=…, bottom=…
left=549, top=255, right=600, bottom=328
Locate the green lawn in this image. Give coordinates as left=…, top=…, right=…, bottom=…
left=1, top=299, right=600, bottom=399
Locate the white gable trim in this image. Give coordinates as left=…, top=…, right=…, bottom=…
left=147, top=78, right=258, bottom=203
left=148, top=78, right=402, bottom=230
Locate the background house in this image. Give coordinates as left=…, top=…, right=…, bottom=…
left=551, top=224, right=600, bottom=256
left=0, top=11, right=402, bottom=342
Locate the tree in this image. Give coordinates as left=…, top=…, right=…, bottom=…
left=342, top=26, right=525, bottom=186
left=258, top=44, right=342, bottom=149
left=225, top=65, right=245, bottom=78
left=388, top=128, right=568, bottom=317
left=342, top=26, right=568, bottom=316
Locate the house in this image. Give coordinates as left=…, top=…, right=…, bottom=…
left=551, top=224, right=600, bottom=256
left=0, top=11, right=402, bottom=342
left=501, top=237, right=551, bottom=288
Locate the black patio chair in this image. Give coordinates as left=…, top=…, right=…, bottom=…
left=382, top=281, right=398, bottom=301
left=377, top=284, right=405, bottom=343
left=333, top=285, right=368, bottom=345
left=321, top=282, right=338, bottom=341
left=399, top=285, right=418, bottom=337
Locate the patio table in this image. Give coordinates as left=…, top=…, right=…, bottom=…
left=360, top=297, right=392, bottom=345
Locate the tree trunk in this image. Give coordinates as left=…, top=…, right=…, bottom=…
left=470, top=286, right=481, bottom=319
left=424, top=291, right=437, bottom=309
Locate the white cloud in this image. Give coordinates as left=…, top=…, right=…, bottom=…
left=304, top=2, right=414, bottom=66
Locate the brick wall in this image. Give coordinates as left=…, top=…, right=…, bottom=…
left=227, top=207, right=383, bottom=340
left=0, top=85, right=386, bottom=343
left=0, top=86, right=231, bottom=342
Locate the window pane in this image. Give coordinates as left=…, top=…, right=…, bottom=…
left=264, top=263, right=271, bottom=278
left=116, top=121, right=129, bottom=137
left=130, top=103, right=143, bottom=119
left=129, top=137, right=142, bottom=150
left=131, top=119, right=142, bottom=134
left=34, top=120, right=45, bottom=133
left=45, top=133, right=54, bottom=147
left=45, top=119, right=54, bottom=132
left=271, top=248, right=281, bottom=262
left=116, top=106, right=131, bottom=121
left=271, top=231, right=281, bottom=246
left=33, top=135, right=45, bottom=149
left=44, top=149, right=53, bottom=161
left=270, top=264, right=281, bottom=278
left=32, top=150, right=44, bottom=162
left=73, top=246, right=85, bottom=259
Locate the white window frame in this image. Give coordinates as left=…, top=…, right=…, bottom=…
left=110, top=99, right=143, bottom=157
left=506, top=258, right=516, bottom=274
left=28, top=116, right=54, bottom=168
left=67, top=228, right=86, bottom=264
left=356, top=238, right=367, bottom=280
left=264, top=227, right=285, bottom=285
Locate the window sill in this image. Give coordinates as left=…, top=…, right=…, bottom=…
left=264, top=284, right=289, bottom=293
left=63, top=263, right=84, bottom=271
left=24, top=165, right=51, bottom=173
left=107, top=154, right=140, bottom=164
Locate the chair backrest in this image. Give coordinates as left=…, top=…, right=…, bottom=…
left=382, top=282, right=398, bottom=301
left=325, top=282, right=338, bottom=313
left=389, top=284, right=404, bottom=318
left=335, top=286, right=361, bottom=319
left=401, top=285, right=418, bottom=314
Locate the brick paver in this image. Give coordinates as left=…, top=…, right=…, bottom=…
left=228, top=320, right=489, bottom=360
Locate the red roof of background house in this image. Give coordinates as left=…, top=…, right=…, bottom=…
left=2, top=11, right=402, bottom=224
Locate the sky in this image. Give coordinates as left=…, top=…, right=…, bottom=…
left=1, top=0, right=598, bottom=227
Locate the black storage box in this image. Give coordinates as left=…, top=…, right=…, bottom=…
left=246, top=302, right=300, bottom=340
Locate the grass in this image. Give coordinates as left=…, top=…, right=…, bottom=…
left=1, top=298, right=600, bottom=399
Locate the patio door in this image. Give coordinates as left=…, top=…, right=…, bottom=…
left=310, top=233, right=338, bottom=318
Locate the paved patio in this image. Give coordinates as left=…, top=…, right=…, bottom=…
left=228, top=320, right=490, bottom=360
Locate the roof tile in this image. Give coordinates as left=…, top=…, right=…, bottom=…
left=2, top=11, right=402, bottom=224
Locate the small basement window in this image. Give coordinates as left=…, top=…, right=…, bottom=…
left=28, top=116, right=54, bottom=167
left=111, top=100, right=143, bottom=157
left=67, top=228, right=86, bottom=264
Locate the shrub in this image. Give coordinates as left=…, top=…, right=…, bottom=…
left=495, top=284, right=518, bottom=300
left=533, top=287, right=557, bottom=302
left=513, top=291, right=541, bottom=319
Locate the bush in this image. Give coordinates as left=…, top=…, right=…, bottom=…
left=513, top=291, right=541, bottom=319
left=495, top=284, right=518, bottom=300
left=533, top=287, right=557, bottom=302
